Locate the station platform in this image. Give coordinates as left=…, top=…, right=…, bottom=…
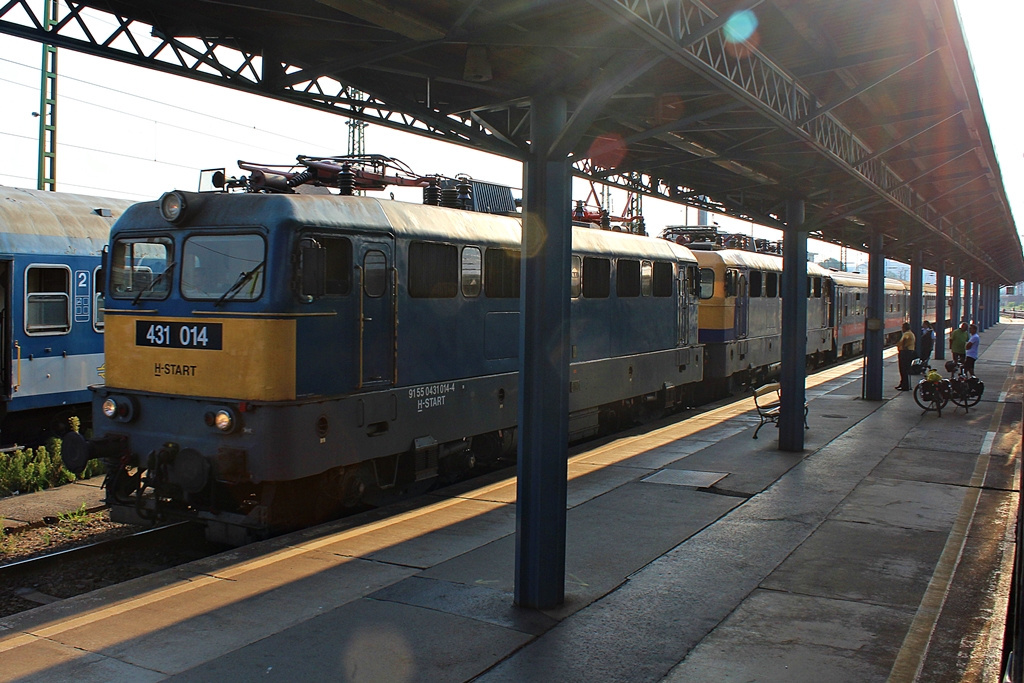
left=1, top=323, right=1021, bottom=682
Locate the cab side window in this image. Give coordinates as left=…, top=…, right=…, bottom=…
left=409, top=241, right=457, bottom=298
left=652, top=262, right=673, bottom=297
left=462, top=247, right=482, bottom=298
left=485, top=248, right=521, bottom=298
left=583, top=257, right=610, bottom=298
left=699, top=268, right=715, bottom=299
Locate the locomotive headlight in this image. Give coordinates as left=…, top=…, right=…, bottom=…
left=101, top=395, right=135, bottom=421
left=214, top=409, right=234, bottom=432
left=159, top=191, right=187, bottom=223
left=102, top=397, right=118, bottom=419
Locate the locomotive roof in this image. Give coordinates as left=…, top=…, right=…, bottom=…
left=691, top=248, right=828, bottom=276
left=0, top=186, right=132, bottom=255
left=826, top=270, right=906, bottom=291
left=124, top=192, right=698, bottom=262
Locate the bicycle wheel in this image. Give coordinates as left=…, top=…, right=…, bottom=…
left=949, top=378, right=971, bottom=407
left=964, top=378, right=984, bottom=407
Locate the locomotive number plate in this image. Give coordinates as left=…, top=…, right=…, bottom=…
left=135, top=321, right=223, bottom=350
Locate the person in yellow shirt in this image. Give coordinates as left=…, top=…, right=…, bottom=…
left=895, top=322, right=916, bottom=391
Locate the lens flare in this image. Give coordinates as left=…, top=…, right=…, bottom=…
left=724, top=10, right=758, bottom=43
left=587, top=133, right=627, bottom=169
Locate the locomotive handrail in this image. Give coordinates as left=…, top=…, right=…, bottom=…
left=189, top=310, right=339, bottom=317
left=356, top=264, right=364, bottom=390
left=101, top=309, right=160, bottom=314
left=392, top=266, right=399, bottom=385
left=13, top=340, right=20, bottom=393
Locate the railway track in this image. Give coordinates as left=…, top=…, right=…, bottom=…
left=0, top=520, right=222, bottom=618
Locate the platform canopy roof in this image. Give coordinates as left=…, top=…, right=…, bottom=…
left=3, top=0, right=1022, bottom=284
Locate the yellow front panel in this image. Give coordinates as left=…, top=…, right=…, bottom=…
left=698, top=303, right=733, bottom=330
left=105, top=316, right=297, bottom=400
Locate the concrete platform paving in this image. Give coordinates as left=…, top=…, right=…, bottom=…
left=0, top=322, right=1020, bottom=682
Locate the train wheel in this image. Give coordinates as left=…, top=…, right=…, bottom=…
left=340, top=467, right=368, bottom=508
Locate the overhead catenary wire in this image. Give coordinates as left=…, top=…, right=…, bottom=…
left=0, top=58, right=331, bottom=153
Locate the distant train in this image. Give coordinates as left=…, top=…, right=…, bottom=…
left=0, top=187, right=133, bottom=443
left=666, top=226, right=951, bottom=392
left=62, top=156, right=940, bottom=544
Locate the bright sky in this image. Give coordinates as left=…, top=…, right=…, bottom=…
left=0, top=1, right=1020, bottom=272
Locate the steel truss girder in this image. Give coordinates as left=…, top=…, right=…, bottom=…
left=0, top=0, right=525, bottom=159
left=574, top=158, right=785, bottom=229
left=587, top=0, right=1004, bottom=278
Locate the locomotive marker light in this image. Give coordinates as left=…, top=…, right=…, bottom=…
left=159, top=191, right=188, bottom=223
left=214, top=409, right=235, bottom=432
left=101, top=395, right=135, bottom=421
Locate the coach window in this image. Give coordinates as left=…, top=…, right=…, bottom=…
left=766, top=272, right=778, bottom=298
left=617, top=259, right=640, bottom=298
left=26, top=265, right=71, bottom=335
left=408, top=242, right=457, bottom=298
left=93, top=266, right=105, bottom=332
left=571, top=255, right=582, bottom=298
left=749, top=270, right=762, bottom=297
left=812, top=277, right=822, bottom=298
left=699, top=268, right=714, bottom=299
left=461, top=246, right=481, bottom=298
left=652, top=262, right=673, bottom=297
left=583, top=257, right=610, bottom=298
left=485, top=248, right=520, bottom=298
left=640, top=261, right=653, bottom=296
left=182, top=234, right=265, bottom=301
left=110, top=236, right=172, bottom=300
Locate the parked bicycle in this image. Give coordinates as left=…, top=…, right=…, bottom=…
left=944, top=360, right=984, bottom=410
left=913, top=365, right=951, bottom=415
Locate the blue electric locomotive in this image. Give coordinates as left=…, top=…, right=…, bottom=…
left=0, top=187, right=132, bottom=442
left=64, top=156, right=705, bottom=544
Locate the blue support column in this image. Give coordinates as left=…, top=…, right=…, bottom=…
left=864, top=230, right=885, bottom=400
left=984, top=285, right=990, bottom=326
left=964, top=279, right=973, bottom=324
left=974, top=282, right=981, bottom=328
left=953, top=275, right=962, bottom=327
left=935, top=265, right=946, bottom=361
left=515, top=94, right=571, bottom=610
left=910, top=251, right=923, bottom=342
left=978, top=284, right=986, bottom=331
left=779, top=198, right=807, bottom=451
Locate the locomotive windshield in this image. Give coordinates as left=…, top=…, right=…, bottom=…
left=181, top=234, right=266, bottom=301
left=110, top=237, right=173, bottom=301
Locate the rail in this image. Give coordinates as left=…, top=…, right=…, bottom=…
left=1001, top=309, right=1024, bottom=319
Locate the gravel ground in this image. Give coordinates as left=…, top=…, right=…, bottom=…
left=0, top=511, right=148, bottom=618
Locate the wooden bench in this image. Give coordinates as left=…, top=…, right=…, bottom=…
left=752, top=382, right=809, bottom=439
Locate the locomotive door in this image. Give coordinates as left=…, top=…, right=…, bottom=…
left=677, top=265, right=686, bottom=346
left=357, top=241, right=395, bottom=388
left=734, top=271, right=749, bottom=339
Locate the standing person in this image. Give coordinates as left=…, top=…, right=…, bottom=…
left=895, top=322, right=916, bottom=391
left=919, top=320, right=935, bottom=363
left=950, top=321, right=969, bottom=364
left=964, top=324, right=980, bottom=375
